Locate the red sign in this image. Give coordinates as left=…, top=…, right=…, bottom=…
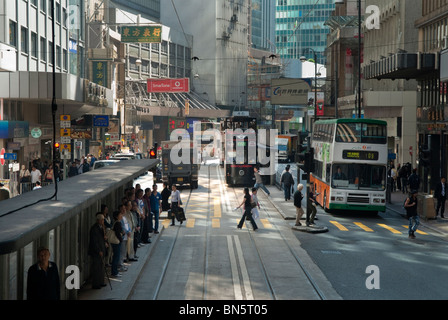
left=147, top=78, right=190, bottom=93
left=0, top=148, right=5, bottom=166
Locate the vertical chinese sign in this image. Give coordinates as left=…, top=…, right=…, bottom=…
left=120, top=25, right=162, bottom=43
left=92, top=61, right=108, bottom=87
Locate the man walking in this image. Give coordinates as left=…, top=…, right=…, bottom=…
left=293, top=184, right=304, bottom=226
left=434, top=176, right=447, bottom=218
left=280, top=166, right=294, bottom=201
left=253, top=166, right=270, bottom=196
left=404, top=190, right=420, bottom=239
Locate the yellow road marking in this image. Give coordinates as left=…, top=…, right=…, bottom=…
left=378, top=224, right=402, bottom=234
left=401, top=225, right=428, bottom=235
left=354, top=222, right=374, bottom=232
left=330, top=220, right=348, bottom=231
left=260, top=219, right=272, bottom=228
left=186, top=218, right=195, bottom=228
left=214, top=197, right=221, bottom=218
left=212, top=218, right=220, bottom=228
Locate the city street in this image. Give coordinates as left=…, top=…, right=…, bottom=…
left=79, top=164, right=448, bottom=301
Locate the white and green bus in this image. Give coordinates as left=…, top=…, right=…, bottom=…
left=310, top=118, right=388, bottom=213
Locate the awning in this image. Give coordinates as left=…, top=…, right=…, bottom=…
left=363, top=52, right=439, bottom=80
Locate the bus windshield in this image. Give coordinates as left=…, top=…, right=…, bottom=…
left=331, top=164, right=386, bottom=191
left=335, top=122, right=387, bottom=144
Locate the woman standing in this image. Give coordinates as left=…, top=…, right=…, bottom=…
left=111, top=210, right=124, bottom=277
left=170, top=184, right=182, bottom=226
left=236, top=187, right=258, bottom=231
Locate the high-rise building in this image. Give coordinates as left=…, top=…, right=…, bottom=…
left=275, top=0, right=335, bottom=65
left=251, top=0, right=276, bottom=51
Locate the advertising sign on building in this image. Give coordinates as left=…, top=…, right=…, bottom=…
left=120, top=25, right=162, bottom=43
left=147, top=78, right=190, bottom=93
left=92, top=61, right=108, bottom=87
left=270, top=79, right=311, bottom=105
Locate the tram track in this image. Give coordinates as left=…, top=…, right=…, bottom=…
left=226, top=172, right=327, bottom=300
left=135, top=164, right=213, bottom=300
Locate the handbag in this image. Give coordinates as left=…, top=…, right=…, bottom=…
left=251, top=202, right=257, bottom=208
left=106, top=224, right=120, bottom=245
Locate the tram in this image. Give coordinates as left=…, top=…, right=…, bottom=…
left=222, top=115, right=258, bottom=186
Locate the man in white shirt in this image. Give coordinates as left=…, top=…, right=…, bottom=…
left=30, top=166, right=42, bottom=184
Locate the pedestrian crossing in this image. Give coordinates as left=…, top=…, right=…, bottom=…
left=161, top=216, right=429, bottom=235
left=329, top=220, right=428, bottom=235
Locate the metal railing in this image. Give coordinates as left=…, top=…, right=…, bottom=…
left=0, top=159, right=158, bottom=300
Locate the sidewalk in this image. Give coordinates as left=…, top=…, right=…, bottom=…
left=262, top=184, right=448, bottom=237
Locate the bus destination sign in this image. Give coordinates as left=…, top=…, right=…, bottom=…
left=342, top=150, right=379, bottom=161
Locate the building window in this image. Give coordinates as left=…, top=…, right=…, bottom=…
left=56, top=2, right=61, bottom=23
left=56, top=45, right=61, bottom=67
left=40, top=37, right=46, bottom=61
left=40, top=0, right=46, bottom=12
left=9, top=20, right=17, bottom=47
left=31, top=0, right=37, bottom=6
left=31, top=32, right=38, bottom=58
left=48, top=41, right=53, bottom=64
left=63, top=48, right=67, bottom=70
left=21, top=27, right=28, bottom=54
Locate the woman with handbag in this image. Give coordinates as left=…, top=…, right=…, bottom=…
left=251, top=188, right=261, bottom=220
left=110, top=210, right=124, bottom=277
left=236, top=187, right=258, bottom=231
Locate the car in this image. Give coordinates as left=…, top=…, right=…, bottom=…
left=113, top=153, right=136, bottom=159
left=92, top=160, right=120, bottom=170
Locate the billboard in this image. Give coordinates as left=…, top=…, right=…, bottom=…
left=270, top=78, right=311, bottom=105
left=147, top=78, right=190, bottom=93
left=120, top=25, right=162, bottom=43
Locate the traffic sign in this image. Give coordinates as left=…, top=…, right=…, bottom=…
left=61, top=144, right=71, bottom=152
left=3, top=153, right=17, bottom=160
left=0, top=148, right=5, bottom=166
left=60, top=128, right=71, bottom=137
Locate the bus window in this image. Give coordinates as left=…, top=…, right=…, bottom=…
left=332, top=164, right=386, bottom=190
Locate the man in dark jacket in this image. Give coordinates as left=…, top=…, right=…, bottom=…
left=281, top=166, right=295, bottom=201
left=408, top=169, right=420, bottom=192
left=293, top=184, right=304, bottom=226
left=27, top=246, right=60, bottom=300
left=88, top=213, right=107, bottom=289
left=434, top=177, right=447, bottom=218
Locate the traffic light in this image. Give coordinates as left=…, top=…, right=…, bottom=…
left=304, top=148, right=315, bottom=173
left=419, top=145, right=430, bottom=167
left=149, top=148, right=156, bottom=159
left=54, top=142, right=61, bottom=161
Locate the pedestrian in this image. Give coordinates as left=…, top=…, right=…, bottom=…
left=434, top=176, right=447, bottom=219
left=280, top=166, right=294, bottom=201
left=161, top=182, right=171, bottom=212
left=399, top=163, right=409, bottom=194
left=110, top=210, right=124, bottom=277
left=294, top=184, right=305, bottom=226
left=26, top=246, right=60, bottom=300
left=33, top=181, right=42, bottom=190
left=131, top=200, right=142, bottom=257
left=44, top=164, right=54, bottom=183
left=30, top=165, right=42, bottom=187
left=102, top=204, right=113, bottom=266
left=251, top=187, right=260, bottom=220
left=307, top=184, right=318, bottom=226
left=408, top=169, right=420, bottom=192
left=68, top=161, right=78, bottom=177
left=88, top=213, right=107, bottom=289
left=236, top=187, right=258, bottom=231
left=150, top=184, right=162, bottom=234
left=170, top=184, right=182, bottom=226
left=141, top=187, right=152, bottom=244
left=124, top=200, right=137, bottom=262
left=404, top=190, right=420, bottom=239
left=118, top=204, right=130, bottom=271
left=396, top=164, right=402, bottom=191
left=253, top=166, right=270, bottom=196
left=135, top=189, right=145, bottom=246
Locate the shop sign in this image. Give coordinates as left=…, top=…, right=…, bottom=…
left=120, top=25, right=162, bottom=43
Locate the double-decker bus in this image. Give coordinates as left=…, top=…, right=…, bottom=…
left=222, top=115, right=258, bottom=186
left=310, top=118, right=388, bottom=213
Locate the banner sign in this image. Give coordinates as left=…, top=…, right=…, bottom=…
left=147, top=78, right=190, bottom=93
left=92, top=61, right=108, bottom=87
left=270, top=78, right=311, bottom=105
left=120, top=25, right=162, bottom=43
